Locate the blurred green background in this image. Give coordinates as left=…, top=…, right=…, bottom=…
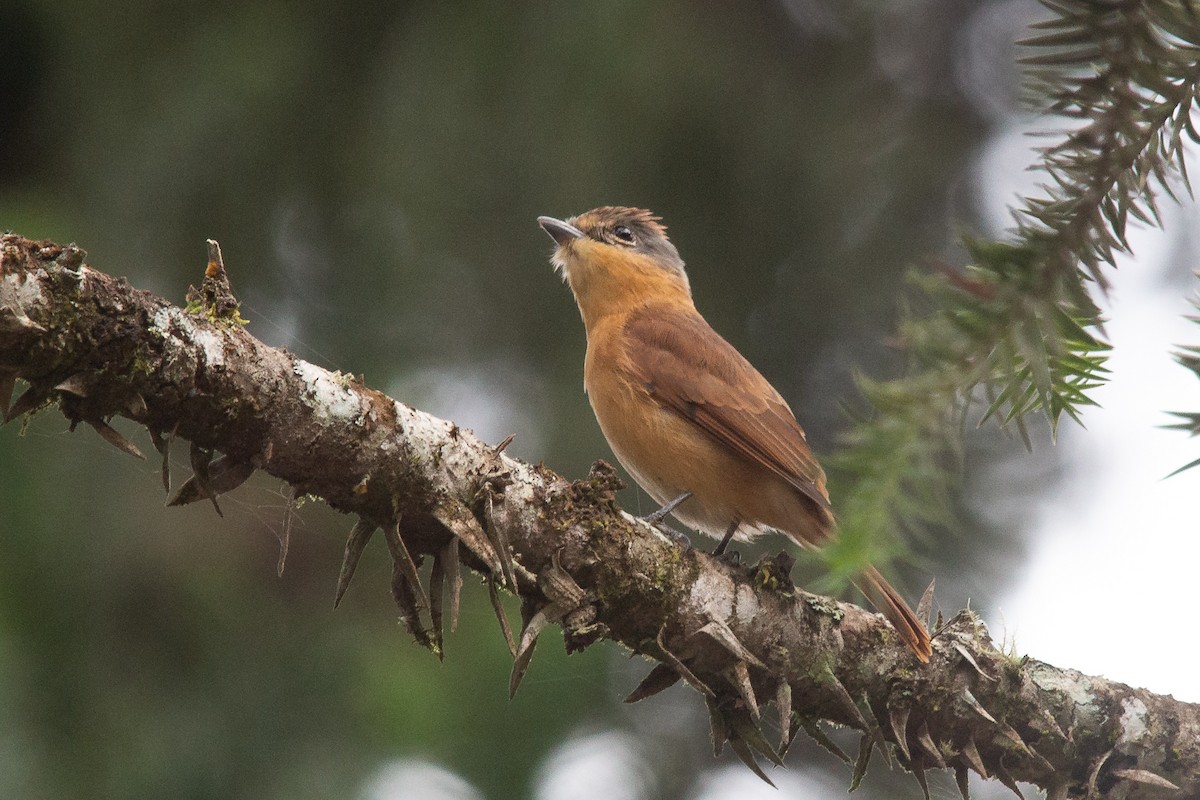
left=0, top=1, right=1031, bottom=798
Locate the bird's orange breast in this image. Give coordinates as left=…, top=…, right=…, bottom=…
left=582, top=306, right=821, bottom=544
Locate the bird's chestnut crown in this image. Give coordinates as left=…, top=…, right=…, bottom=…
left=539, top=206, right=689, bottom=293
left=573, top=207, right=683, bottom=269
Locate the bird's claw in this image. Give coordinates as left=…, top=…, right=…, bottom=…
left=712, top=548, right=742, bottom=565
left=646, top=518, right=693, bottom=549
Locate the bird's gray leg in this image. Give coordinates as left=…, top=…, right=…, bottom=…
left=713, top=518, right=739, bottom=557
left=644, top=491, right=692, bottom=525
left=640, top=491, right=693, bottom=548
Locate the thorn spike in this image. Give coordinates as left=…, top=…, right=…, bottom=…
left=783, top=719, right=803, bottom=762
left=995, top=764, right=1025, bottom=800
left=383, top=520, right=430, bottom=612
left=0, top=370, right=15, bottom=419
left=801, top=718, right=852, bottom=764
left=776, top=681, right=792, bottom=755
left=962, top=735, right=988, bottom=779
left=443, top=537, right=462, bottom=632
left=849, top=734, right=872, bottom=791
left=734, top=716, right=785, bottom=768
left=912, top=761, right=931, bottom=800
left=54, top=373, right=88, bottom=397
left=915, top=721, right=946, bottom=768
left=866, top=698, right=894, bottom=766
left=89, top=419, right=146, bottom=460
left=187, top=443, right=222, bottom=516
left=624, top=664, right=680, bottom=704
left=5, top=385, right=43, bottom=422
left=429, top=547, right=446, bottom=659
left=728, top=738, right=776, bottom=787
left=334, top=518, right=377, bottom=608
left=1087, top=748, right=1114, bottom=799
left=483, top=490, right=518, bottom=591
left=731, top=660, right=760, bottom=720
left=206, top=457, right=254, bottom=493
left=206, top=239, right=224, bottom=276
left=825, top=668, right=870, bottom=733
left=388, top=554, right=434, bottom=653
left=655, top=627, right=714, bottom=697
left=953, top=642, right=996, bottom=681
left=962, top=688, right=998, bottom=724
left=539, top=550, right=587, bottom=608
left=167, top=456, right=253, bottom=508
left=917, top=578, right=936, bottom=628
left=437, top=503, right=504, bottom=581
left=488, top=578, right=517, bottom=658
left=955, top=766, right=970, bottom=800
left=994, top=722, right=1034, bottom=758
left=694, top=619, right=765, bottom=668
left=888, top=704, right=912, bottom=761
left=1109, top=769, right=1179, bottom=790
left=1039, top=708, right=1068, bottom=742
left=705, top=696, right=729, bottom=758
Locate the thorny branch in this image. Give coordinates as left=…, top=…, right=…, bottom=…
left=1, top=233, right=1197, bottom=798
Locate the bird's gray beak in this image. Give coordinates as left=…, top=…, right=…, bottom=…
left=537, top=216, right=585, bottom=246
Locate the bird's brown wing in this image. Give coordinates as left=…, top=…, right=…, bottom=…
left=623, top=306, right=831, bottom=516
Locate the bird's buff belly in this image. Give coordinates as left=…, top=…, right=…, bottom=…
left=591, top=391, right=767, bottom=542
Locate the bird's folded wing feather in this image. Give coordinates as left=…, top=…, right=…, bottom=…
left=623, top=307, right=831, bottom=514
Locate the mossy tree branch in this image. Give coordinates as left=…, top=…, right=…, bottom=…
left=2, top=234, right=1197, bottom=798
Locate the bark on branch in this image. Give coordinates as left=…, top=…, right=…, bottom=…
left=1, top=233, right=1196, bottom=799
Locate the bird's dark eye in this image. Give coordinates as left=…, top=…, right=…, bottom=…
left=613, top=225, right=636, bottom=245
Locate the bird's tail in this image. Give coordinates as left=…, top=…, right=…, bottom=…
left=853, top=567, right=932, bottom=663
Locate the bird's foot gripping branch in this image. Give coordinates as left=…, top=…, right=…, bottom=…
left=1, top=233, right=1197, bottom=798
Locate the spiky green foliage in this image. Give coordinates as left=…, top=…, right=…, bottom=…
left=1166, top=291, right=1200, bottom=474
left=826, top=0, right=1200, bottom=579
left=1019, top=0, right=1200, bottom=291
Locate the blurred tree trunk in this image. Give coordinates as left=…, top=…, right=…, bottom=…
left=2, top=233, right=1197, bottom=799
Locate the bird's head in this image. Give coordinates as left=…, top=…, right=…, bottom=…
left=538, top=207, right=691, bottom=324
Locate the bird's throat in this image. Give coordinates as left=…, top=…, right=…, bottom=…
left=567, top=253, right=694, bottom=335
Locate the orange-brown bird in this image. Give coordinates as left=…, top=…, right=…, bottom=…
left=538, top=206, right=932, bottom=663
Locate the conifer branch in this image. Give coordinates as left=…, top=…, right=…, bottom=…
left=830, top=0, right=1200, bottom=570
